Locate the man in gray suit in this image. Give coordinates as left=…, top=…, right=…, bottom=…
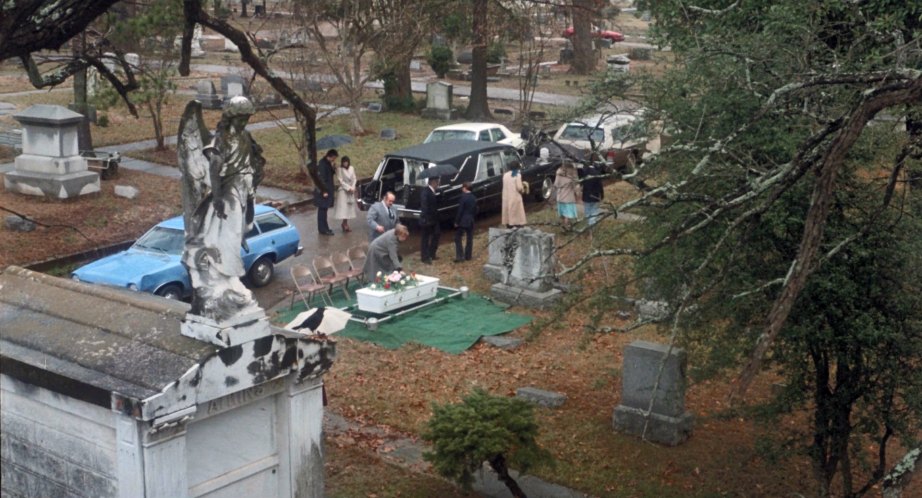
left=363, top=223, right=409, bottom=282
left=366, top=191, right=397, bottom=241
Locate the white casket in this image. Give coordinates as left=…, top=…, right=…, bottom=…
left=355, top=275, right=440, bottom=314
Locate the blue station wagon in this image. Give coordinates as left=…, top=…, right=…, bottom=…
left=72, top=204, right=302, bottom=300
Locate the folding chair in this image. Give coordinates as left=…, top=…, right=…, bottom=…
left=346, top=245, right=368, bottom=285
left=332, top=251, right=362, bottom=287
left=313, top=254, right=351, bottom=301
left=290, top=264, right=333, bottom=309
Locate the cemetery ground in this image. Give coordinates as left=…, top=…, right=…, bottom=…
left=3, top=162, right=876, bottom=497
left=3, top=22, right=911, bottom=493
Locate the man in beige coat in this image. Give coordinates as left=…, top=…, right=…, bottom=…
left=501, top=160, right=527, bottom=227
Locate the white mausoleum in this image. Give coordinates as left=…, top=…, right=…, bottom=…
left=0, top=266, right=335, bottom=497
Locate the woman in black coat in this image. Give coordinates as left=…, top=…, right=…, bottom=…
left=454, top=182, right=477, bottom=262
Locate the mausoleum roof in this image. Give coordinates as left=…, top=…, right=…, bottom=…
left=1, top=266, right=335, bottom=422
left=0, top=266, right=214, bottom=403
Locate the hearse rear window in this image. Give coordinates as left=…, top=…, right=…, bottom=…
left=406, top=159, right=430, bottom=186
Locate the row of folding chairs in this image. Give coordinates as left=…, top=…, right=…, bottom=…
left=289, top=243, right=368, bottom=310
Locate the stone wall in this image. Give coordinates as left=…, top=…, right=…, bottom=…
left=1, top=374, right=117, bottom=498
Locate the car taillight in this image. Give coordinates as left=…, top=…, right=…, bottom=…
left=606, top=150, right=616, bottom=160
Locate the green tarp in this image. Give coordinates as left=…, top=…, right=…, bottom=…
left=274, top=288, right=532, bottom=355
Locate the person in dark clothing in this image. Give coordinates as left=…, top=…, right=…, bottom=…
left=578, top=162, right=605, bottom=226
left=454, top=182, right=477, bottom=262
left=363, top=224, right=410, bottom=282
left=419, top=177, right=440, bottom=264
left=314, top=149, right=337, bottom=235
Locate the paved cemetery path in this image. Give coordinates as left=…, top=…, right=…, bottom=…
left=189, top=63, right=586, bottom=107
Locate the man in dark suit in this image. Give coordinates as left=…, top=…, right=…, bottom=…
left=314, top=149, right=337, bottom=235
left=419, top=177, right=440, bottom=264
left=454, top=182, right=477, bottom=262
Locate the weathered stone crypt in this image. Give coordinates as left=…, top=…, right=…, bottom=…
left=0, top=266, right=335, bottom=497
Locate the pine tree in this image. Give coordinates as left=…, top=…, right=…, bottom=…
left=422, top=389, right=553, bottom=498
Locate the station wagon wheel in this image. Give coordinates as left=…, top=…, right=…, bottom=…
left=248, top=257, right=274, bottom=287
left=156, top=284, right=183, bottom=300
left=536, top=176, right=554, bottom=201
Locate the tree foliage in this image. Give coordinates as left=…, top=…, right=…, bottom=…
left=423, top=389, right=553, bottom=497
left=559, top=0, right=922, bottom=494
left=427, top=46, right=454, bottom=79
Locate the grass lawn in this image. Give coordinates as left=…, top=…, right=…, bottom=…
left=0, top=74, right=294, bottom=148
left=256, top=111, right=460, bottom=184
left=127, top=110, right=467, bottom=190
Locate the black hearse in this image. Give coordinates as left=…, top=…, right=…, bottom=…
left=358, top=140, right=561, bottom=223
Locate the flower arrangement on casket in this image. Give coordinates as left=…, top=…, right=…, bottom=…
left=368, top=270, right=419, bottom=292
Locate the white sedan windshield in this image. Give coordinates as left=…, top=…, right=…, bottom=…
left=425, top=130, right=477, bottom=143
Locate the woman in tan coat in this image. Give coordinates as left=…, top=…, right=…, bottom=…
left=501, top=160, right=527, bottom=227
left=332, top=156, right=357, bottom=232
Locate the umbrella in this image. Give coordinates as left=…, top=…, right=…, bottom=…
left=285, top=307, right=352, bottom=335
left=417, top=163, right=458, bottom=180
left=316, top=134, right=353, bottom=149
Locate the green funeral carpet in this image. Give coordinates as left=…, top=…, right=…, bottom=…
left=274, top=287, right=532, bottom=355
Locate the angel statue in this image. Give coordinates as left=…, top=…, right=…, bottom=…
left=178, top=96, right=266, bottom=323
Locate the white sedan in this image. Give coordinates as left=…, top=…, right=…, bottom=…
left=423, top=123, right=525, bottom=150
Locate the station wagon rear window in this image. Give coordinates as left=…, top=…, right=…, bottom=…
left=256, top=213, right=288, bottom=233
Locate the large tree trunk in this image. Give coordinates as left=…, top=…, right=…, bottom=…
left=488, top=454, right=527, bottom=498
left=381, top=56, right=414, bottom=110
left=71, top=32, right=93, bottom=152
left=464, top=0, right=492, bottom=120
left=569, top=0, right=596, bottom=74
left=349, top=53, right=365, bottom=134
left=393, top=62, right=413, bottom=105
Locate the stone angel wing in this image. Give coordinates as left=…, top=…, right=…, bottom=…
left=177, top=100, right=213, bottom=229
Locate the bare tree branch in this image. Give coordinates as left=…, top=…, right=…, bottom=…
left=732, top=73, right=922, bottom=399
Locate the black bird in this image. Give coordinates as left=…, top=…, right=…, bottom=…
left=292, top=307, right=325, bottom=333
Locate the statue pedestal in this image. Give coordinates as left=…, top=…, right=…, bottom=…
left=181, top=310, right=270, bottom=348
left=4, top=169, right=100, bottom=199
